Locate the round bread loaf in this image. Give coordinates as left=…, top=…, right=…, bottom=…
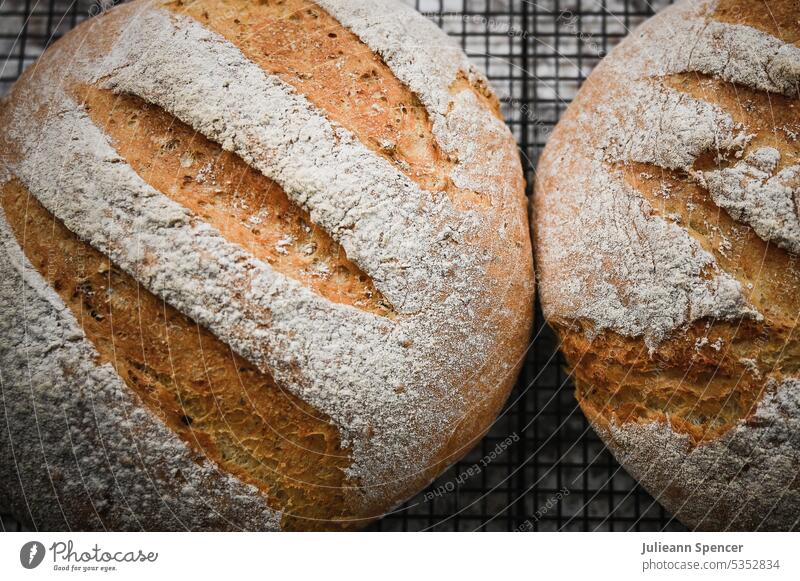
left=534, top=0, right=799, bottom=531
left=0, top=0, right=533, bottom=531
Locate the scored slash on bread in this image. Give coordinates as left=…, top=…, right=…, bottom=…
left=0, top=0, right=534, bottom=530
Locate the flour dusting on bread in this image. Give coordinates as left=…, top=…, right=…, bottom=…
left=0, top=0, right=532, bottom=529
left=0, top=210, right=283, bottom=531
left=534, top=0, right=800, bottom=530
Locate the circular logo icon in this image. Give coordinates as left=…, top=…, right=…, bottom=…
left=20, top=541, right=46, bottom=569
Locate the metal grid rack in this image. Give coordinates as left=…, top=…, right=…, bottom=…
left=0, top=0, right=685, bottom=532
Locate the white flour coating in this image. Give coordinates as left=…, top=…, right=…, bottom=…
left=5, top=92, right=427, bottom=500
left=536, top=0, right=800, bottom=342
left=317, top=0, right=473, bottom=118
left=438, top=89, right=522, bottom=199
left=601, top=378, right=800, bottom=531
left=95, top=7, right=464, bottom=316
left=605, top=0, right=800, bottom=98
left=536, top=150, right=756, bottom=349
left=599, top=0, right=800, bottom=253
left=702, top=148, right=800, bottom=255
left=595, top=83, right=800, bottom=256
left=597, top=81, right=751, bottom=172
left=535, top=0, right=800, bottom=531
left=0, top=209, right=282, bottom=531
left=317, top=0, right=518, bottom=200
left=0, top=0, right=525, bottom=520
left=682, top=19, right=800, bottom=98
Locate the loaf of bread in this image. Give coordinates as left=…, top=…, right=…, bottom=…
left=0, top=0, right=533, bottom=531
left=534, top=0, right=799, bottom=530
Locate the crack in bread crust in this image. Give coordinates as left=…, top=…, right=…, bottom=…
left=76, top=84, right=394, bottom=318
left=617, top=161, right=800, bottom=323
left=166, top=0, right=490, bottom=209
left=2, top=180, right=360, bottom=531
left=577, top=66, right=800, bottom=442
left=594, top=159, right=800, bottom=442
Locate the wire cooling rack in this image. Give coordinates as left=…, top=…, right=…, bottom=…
left=0, top=0, right=685, bottom=532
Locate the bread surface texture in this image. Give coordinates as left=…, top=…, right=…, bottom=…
left=0, top=0, right=533, bottom=531
left=534, top=0, right=800, bottom=531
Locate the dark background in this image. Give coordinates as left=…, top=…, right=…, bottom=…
left=0, top=0, right=685, bottom=532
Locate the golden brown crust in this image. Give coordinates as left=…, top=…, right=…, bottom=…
left=555, top=316, right=799, bottom=444
left=167, top=0, right=494, bottom=209
left=711, top=0, right=800, bottom=45
left=535, top=0, right=800, bottom=530
left=2, top=180, right=361, bottom=530
left=76, top=85, right=393, bottom=317
left=537, top=0, right=800, bottom=440
left=663, top=73, right=800, bottom=176
left=0, top=0, right=533, bottom=532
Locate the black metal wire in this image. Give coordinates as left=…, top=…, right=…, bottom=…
left=0, top=0, right=684, bottom=532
